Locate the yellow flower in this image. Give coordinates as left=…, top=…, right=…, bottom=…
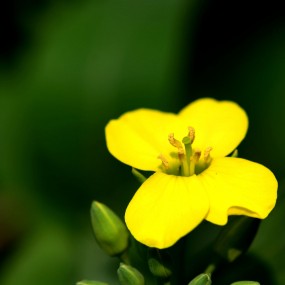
left=105, top=98, right=278, bottom=249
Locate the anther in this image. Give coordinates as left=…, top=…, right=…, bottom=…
left=204, top=147, right=213, bottom=163
left=188, top=127, right=195, bottom=144
left=158, top=154, right=169, bottom=169
left=168, top=133, right=184, bottom=155
left=193, top=149, right=201, bottom=163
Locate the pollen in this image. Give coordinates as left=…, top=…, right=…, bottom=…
left=158, top=154, right=169, bottom=169
left=193, top=149, right=201, bottom=163
left=188, top=126, right=195, bottom=143
left=168, top=133, right=184, bottom=155
left=204, top=147, right=213, bottom=163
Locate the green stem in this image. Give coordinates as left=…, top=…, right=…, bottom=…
left=119, top=251, right=131, bottom=265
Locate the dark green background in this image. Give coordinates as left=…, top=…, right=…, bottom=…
left=0, top=0, right=284, bottom=284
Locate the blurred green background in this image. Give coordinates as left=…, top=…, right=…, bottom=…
left=0, top=0, right=284, bottom=284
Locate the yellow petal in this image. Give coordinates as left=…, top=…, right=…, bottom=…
left=198, top=157, right=278, bottom=225
left=125, top=172, right=209, bottom=249
left=178, top=98, right=248, bottom=157
left=105, top=109, right=185, bottom=171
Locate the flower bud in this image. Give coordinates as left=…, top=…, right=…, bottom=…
left=147, top=248, right=172, bottom=279
left=90, top=201, right=129, bottom=256
left=188, top=273, right=212, bottom=285
left=76, top=280, right=108, bottom=285
left=117, top=263, right=145, bottom=285
left=231, top=281, right=260, bottom=285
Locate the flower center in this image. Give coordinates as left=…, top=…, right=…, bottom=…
left=158, top=127, right=213, bottom=177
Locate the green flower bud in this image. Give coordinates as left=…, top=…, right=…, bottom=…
left=231, top=281, right=260, bottom=285
left=76, top=280, right=108, bottom=285
left=147, top=248, right=172, bottom=279
left=188, top=273, right=211, bottom=285
left=213, top=216, right=260, bottom=262
left=90, top=201, right=129, bottom=256
left=117, top=263, right=145, bottom=285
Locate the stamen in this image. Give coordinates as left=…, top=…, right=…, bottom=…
left=188, top=126, right=195, bottom=144
left=204, top=147, right=213, bottom=163
left=158, top=154, right=169, bottom=169
left=182, top=136, right=192, bottom=177
left=168, top=133, right=184, bottom=156
left=193, top=149, right=201, bottom=163
left=189, top=149, right=201, bottom=176
left=169, top=133, right=191, bottom=176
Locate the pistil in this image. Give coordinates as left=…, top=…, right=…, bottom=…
left=182, top=136, right=192, bottom=176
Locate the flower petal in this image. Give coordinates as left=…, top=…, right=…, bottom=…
left=178, top=98, right=248, bottom=157
left=198, top=157, right=278, bottom=225
left=105, top=109, right=186, bottom=171
left=125, top=172, right=209, bottom=249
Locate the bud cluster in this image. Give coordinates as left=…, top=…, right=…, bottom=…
left=77, top=201, right=262, bottom=285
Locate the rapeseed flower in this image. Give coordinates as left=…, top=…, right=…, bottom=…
left=105, top=98, right=277, bottom=249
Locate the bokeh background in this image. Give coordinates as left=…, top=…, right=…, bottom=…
left=0, top=0, right=285, bottom=284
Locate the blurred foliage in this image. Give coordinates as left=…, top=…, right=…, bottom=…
left=0, top=0, right=284, bottom=284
